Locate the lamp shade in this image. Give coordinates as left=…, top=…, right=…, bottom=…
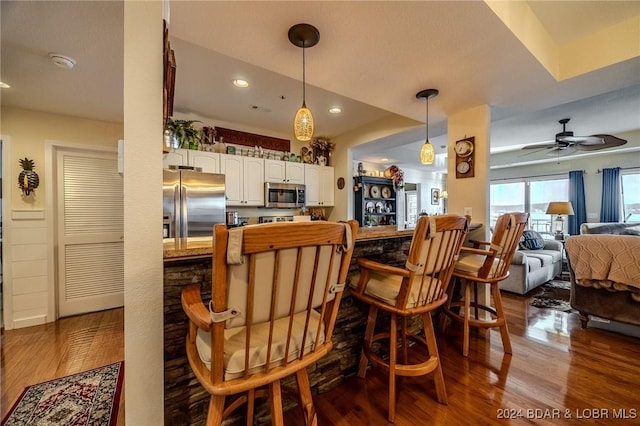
left=294, top=105, right=314, bottom=141
left=420, top=141, right=435, bottom=164
left=545, top=201, right=575, bottom=216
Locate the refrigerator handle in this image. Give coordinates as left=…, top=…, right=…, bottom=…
left=179, top=183, right=188, bottom=238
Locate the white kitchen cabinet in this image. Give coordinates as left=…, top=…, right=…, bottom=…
left=304, top=164, right=334, bottom=207
left=264, top=160, right=305, bottom=184
left=188, top=151, right=220, bottom=173
left=220, top=154, right=264, bottom=206
left=162, top=149, right=220, bottom=174
left=162, top=148, right=189, bottom=169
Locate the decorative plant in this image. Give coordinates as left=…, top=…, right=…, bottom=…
left=18, top=157, right=40, bottom=196
left=165, top=118, right=203, bottom=150
left=310, top=136, right=334, bottom=165
left=385, top=165, right=404, bottom=190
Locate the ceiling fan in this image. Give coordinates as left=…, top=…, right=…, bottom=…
left=521, top=118, right=627, bottom=157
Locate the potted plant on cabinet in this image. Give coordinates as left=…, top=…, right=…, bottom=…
left=164, top=118, right=203, bottom=150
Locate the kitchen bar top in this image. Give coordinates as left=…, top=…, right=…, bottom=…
left=163, top=222, right=482, bottom=261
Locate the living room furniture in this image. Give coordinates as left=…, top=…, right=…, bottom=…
left=442, top=212, right=528, bottom=356
left=351, top=215, right=468, bottom=422
left=499, top=237, right=563, bottom=295
left=353, top=176, right=397, bottom=227
left=566, top=222, right=640, bottom=328
left=181, top=220, right=357, bottom=425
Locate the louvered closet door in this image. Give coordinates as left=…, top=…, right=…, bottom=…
left=57, top=149, right=123, bottom=317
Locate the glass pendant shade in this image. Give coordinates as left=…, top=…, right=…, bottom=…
left=289, top=24, right=320, bottom=142
left=420, top=140, right=435, bottom=164
left=294, top=104, right=314, bottom=141
left=416, top=88, right=439, bottom=166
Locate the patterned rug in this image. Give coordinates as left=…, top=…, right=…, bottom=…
left=1, top=361, right=124, bottom=426
left=530, top=280, right=575, bottom=312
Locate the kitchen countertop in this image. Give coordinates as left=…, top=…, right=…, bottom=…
left=163, top=237, right=213, bottom=261
left=163, top=222, right=482, bottom=261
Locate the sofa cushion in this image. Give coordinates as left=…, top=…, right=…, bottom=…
left=519, top=230, right=545, bottom=250
left=523, top=250, right=561, bottom=266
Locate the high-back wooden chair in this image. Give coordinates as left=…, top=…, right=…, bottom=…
left=441, top=212, right=529, bottom=357
left=181, top=220, right=358, bottom=425
left=350, top=215, right=468, bottom=422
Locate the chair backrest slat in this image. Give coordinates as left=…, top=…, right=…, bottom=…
left=480, top=212, right=529, bottom=279
left=399, top=215, right=469, bottom=309
left=210, top=221, right=357, bottom=384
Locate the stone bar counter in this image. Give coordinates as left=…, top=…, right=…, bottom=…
left=163, top=223, right=480, bottom=424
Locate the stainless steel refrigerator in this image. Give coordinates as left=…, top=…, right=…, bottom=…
left=163, top=168, right=226, bottom=238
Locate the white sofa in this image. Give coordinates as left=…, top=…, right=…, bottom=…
left=499, top=239, right=563, bottom=295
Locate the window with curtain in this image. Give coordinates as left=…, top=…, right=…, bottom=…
left=490, top=177, right=568, bottom=234
left=622, top=172, right=640, bottom=222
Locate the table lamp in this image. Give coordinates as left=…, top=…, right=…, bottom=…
left=546, top=201, right=575, bottom=239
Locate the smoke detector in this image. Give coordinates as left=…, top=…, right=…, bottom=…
left=49, top=53, right=76, bottom=70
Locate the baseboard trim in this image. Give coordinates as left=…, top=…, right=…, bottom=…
left=12, top=314, right=48, bottom=329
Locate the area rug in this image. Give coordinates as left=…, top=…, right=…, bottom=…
left=530, top=280, right=576, bottom=312
left=2, top=361, right=124, bottom=426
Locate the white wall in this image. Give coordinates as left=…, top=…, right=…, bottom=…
left=123, top=2, right=164, bottom=423
left=0, top=108, right=122, bottom=329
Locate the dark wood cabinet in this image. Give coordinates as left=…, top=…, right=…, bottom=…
left=354, top=176, right=397, bottom=227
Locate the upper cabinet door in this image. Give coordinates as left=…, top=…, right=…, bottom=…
left=162, top=149, right=188, bottom=169
left=264, top=159, right=287, bottom=183
left=286, top=162, right=305, bottom=185
left=304, top=164, right=321, bottom=206
left=188, top=151, right=220, bottom=174
left=319, top=166, right=334, bottom=206
left=243, top=157, right=264, bottom=206
left=220, top=154, right=243, bottom=205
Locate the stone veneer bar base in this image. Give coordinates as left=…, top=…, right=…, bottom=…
left=163, top=235, right=414, bottom=425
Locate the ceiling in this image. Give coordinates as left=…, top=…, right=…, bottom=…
left=2, top=1, right=639, bottom=173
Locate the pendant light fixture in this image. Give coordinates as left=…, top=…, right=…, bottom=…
left=288, top=23, right=320, bottom=142
left=416, top=89, right=439, bottom=165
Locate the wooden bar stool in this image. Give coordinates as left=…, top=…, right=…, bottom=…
left=441, top=212, right=529, bottom=357
left=350, top=215, right=468, bottom=422
left=182, top=220, right=358, bottom=425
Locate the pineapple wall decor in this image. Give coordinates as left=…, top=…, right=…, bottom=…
left=19, top=157, right=40, bottom=196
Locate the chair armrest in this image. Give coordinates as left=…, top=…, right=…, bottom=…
left=460, top=246, right=492, bottom=256
left=357, top=258, right=411, bottom=278
left=181, top=284, right=212, bottom=332
left=468, top=239, right=492, bottom=248
left=543, top=240, right=563, bottom=251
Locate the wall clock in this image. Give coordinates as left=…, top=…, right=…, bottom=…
left=455, top=136, right=475, bottom=178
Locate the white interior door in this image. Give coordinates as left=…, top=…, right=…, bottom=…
left=57, top=148, right=124, bottom=317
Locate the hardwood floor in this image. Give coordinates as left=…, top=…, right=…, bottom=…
left=2, top=293, right=639, bottom=425
left=1, top=308, right=125, bottom=424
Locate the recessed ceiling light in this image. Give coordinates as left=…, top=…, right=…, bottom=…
left=381, top=158, right=389, bottom=162
left=0, top=81, right=10, bottom=89
left=49, top=53, right=76, bottom=69
left=233, top=79, right=249, bottom=88
left=328, top=107, right=342, bottom=114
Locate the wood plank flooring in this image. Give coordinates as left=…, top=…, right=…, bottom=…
left=1, top=308, right=125, bottom=424
left=2, top=292, right=639, bottom=425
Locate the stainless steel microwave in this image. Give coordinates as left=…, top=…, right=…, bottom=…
left=264, top=182, right=305, bottom=208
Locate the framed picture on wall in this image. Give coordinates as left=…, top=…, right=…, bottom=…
left=431, top=188, right=440, bottom=205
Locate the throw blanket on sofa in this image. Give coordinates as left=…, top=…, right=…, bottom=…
left=566, top=235, right=640, bottom=301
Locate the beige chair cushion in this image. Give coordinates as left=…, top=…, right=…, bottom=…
left=454, top=253, right=503, bottom=278
left=196, top=310, right=325, bottom=380
left=225, top=245, right=341, bottom=329
left=363, top=271, right=443, bottom=308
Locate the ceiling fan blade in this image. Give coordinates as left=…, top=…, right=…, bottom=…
left=557, top=135, right=604, bottom=145
left=521, top=142, right=560, bottom=150
left=546, top=146, right=577, bottom=157
left=575, top=134, right=627, bottom=151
